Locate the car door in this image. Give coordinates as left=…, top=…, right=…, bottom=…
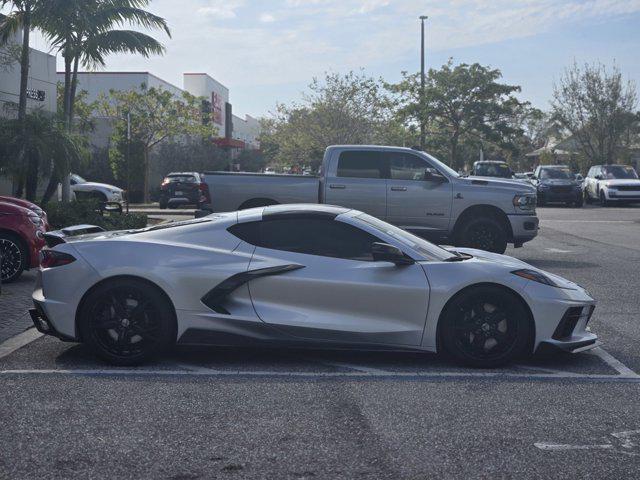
left=238, top=216, right=430, bottom=346
left=323, top=150, right=387, bottom=219
left=384, top=150, right=453, bottom=232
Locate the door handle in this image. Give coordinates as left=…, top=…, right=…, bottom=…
left=390, top=186, right=408, bottom=191
left=329, top=184, right=346, bottom=189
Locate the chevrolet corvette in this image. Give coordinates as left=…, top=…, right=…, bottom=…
left=31, top=204, right=597, bottom=367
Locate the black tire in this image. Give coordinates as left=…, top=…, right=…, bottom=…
left=584, top=190, right=592, bottom=205
left=78, top=279, right=176, bottom=366
left=0, top=232, right=27, bottom=283
left=573, top=196, right=583, bottom=208
left=159, top=199, right=168, bottom=209
left=454, top=216, right=508, bottom=254
left=439, top=285, right=533, bottom=368
left=536, top=194, right=545, bottom=207
left=599, top=191, right=609, bottom=207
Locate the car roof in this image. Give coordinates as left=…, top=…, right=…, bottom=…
left=474, top=160, right=507, bottom=165
left=262, top=203, right=351, bottom=220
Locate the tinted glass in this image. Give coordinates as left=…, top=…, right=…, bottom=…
left=474, top=163, right=512, bottom=178
left=167, top=175, right=198, bottom=183
left=337, top=151, right=385, bottom=179
left=602, top=165, right=639, bottom=180
left=389, top=152, right=428, bottom=180
left=354, top=213, right=453, bottom=262
left=539, top=167, right=572, bottom=180
left=229, top=218, right=381, bottom=261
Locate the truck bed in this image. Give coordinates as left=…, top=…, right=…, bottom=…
left=202, top=171, right=320, bottom=212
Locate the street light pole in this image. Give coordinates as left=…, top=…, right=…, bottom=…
left=126, top=112, right=131, bottom=213
left=419, top=15, right=428, bottom=151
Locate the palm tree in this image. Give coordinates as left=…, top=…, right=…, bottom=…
left=0, top=112, right=86, bottom=202
left=41, top=0, right=170, bottom=202
left=43, top=0, right=170, bottom=129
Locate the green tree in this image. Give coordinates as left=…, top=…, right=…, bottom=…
left=260, top=71, right=405, bottom=170
left=0, top=112, right=86, bottom=202
left=101, top=84, right=211, bottom=202
left=388, top=60, right=530, bottom=170
left=552, top=62, right=638, bottom=165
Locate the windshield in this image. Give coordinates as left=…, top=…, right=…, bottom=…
left=602, top=165, right=639, bottom=180
left=474, top=163, right=512, bottom=178
left=354, top=213, right=454, bottom=261
left=540, top=167, right=572, bottom=180
left=166, top=175, right=198, bottom=183
left=71, top=174, right=87, bottom=184
left=422, top=152, right=459, bottom=178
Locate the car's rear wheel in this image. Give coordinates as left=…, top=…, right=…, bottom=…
left=0, top=232, right=27, bottom=283
left=439, top=286, right=533, bottom=368
left=454, top=217, right=507, bottom=254
left=78, top=279, right=176, bottom=365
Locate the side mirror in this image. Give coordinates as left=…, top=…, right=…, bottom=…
left=424, top=169, right=447, bottom=183
left=371, top=242, right=414, bottom=266
left=595, top=174, right=603, bottom=180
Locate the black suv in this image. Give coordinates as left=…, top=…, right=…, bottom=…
left=470, top=161, right=514, bottom=179
left=159, top=172, right=211, bottom=209
left=532, top=165, right=583, bottom=207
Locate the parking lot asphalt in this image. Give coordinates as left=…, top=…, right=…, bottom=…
left=1, top=205, right=640, bottom=479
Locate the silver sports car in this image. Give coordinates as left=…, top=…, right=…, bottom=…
left=31, top=204, right=597, bottom=367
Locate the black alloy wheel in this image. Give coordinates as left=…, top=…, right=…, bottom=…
left=79, top=280, right=175, bottom=365
left=440, top=286, right=533, bottom=368
left=0, top=233, right=26, bottom=283
left=456, top=217, right=507, bottom=254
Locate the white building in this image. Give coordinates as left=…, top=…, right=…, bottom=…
left=61, top=71, right=260, bottom=151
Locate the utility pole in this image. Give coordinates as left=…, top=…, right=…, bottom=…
left=419, top=15, right=428, bottom=151
left=126, top=111, right=131, bottom=213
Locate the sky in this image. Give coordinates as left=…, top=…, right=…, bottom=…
left=23, top=0, right=640, bottom=119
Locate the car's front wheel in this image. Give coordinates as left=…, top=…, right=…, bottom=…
left=0, top=232, right=27, bottom=283
left=454, top=217, right=507, bottom=254
left=439, top=285, right=533, bottom=368
left=78, top=279, right=176, bottom=365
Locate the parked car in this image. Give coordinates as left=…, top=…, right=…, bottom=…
left=31, top=204, right=596, bottom=367
left=159, top=172, right=211, bottom=209
left=531, top=165, right=583, bottom=207
left=201, top=146, right=539, bottom=254
left=470, top=160, right=514, bottom=179
left=70, top=174, right=125, bottom=205
left=583, top=164, right=640, bottom=206
left=0, top=196, right=48, bottom=283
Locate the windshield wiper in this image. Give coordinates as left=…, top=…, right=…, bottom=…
left=443, top=251, right=473, bottom=262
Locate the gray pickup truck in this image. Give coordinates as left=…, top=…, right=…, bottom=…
left=202, top=145, right=538, bottom=253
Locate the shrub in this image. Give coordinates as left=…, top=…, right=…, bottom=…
left=44, top=200, right=148, bottom=231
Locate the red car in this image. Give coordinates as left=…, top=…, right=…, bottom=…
left=0, top=196, right=49, bottom=283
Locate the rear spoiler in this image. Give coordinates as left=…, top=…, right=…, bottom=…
left=43, top=224, right=105, bottom=248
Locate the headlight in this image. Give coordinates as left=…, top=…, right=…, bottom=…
left=513, top=194, right=536, bottom=211
left=27, top=214, right=43, bottom=227
left=512, top=269, right=561, bottom=288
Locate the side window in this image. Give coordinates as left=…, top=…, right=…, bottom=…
left=336, top=151, right=386, bottom=179
left=229, top=218, right=381, bottom=261
left=388, top=152, right=429, bottom=181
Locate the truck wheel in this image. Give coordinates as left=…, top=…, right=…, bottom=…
left=0, top=232, right=27, bottom=283
left=455, top=217, right=507, bottom=254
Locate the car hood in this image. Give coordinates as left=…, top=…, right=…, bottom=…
left=74, top=182, right=122, bottom=191
left=602, top=179, right=640, bottom=187
left=538, top=179, right=579, bottom=186
left=0, top=195, right=43, bottom=212
left=451, top=247, right=582, bottom=290
left=457, top=176, right=536, bottom=193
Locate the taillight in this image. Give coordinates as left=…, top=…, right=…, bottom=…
left=161, top=178, right=170, bottom=189
left=199, top=182, right=211, bottom=204
left=40, top=250, right=76, bottom=268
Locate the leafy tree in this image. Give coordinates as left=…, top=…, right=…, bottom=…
left=0, top=41, right=20, bottom=70
left=552, top=62, right=638, bottom=165
left=260, top=71, right=406, bottom=169
left=100, top=84, right=211, bottom=202
left=0, top=111, right=86, bottom=201
left=388, top=59, right=531, bottom=170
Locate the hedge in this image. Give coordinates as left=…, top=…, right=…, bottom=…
left=44, top=200, right=148, bottom=231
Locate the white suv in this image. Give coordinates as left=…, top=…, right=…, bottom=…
left=583, top=165, right=640, bottom=206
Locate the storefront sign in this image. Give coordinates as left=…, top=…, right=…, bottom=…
left=26, top=88, right=46, bottom=101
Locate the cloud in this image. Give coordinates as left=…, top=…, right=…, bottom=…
left=197, top=0, right=244, bottom=19
left=259, top=13, right=276, bottom=23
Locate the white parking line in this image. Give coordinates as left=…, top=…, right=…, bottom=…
left=534, top=442, right=614, bottom=451
left=0, top=328, right=42, bottom=360
left=589, top=347, right=640, bottom=378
